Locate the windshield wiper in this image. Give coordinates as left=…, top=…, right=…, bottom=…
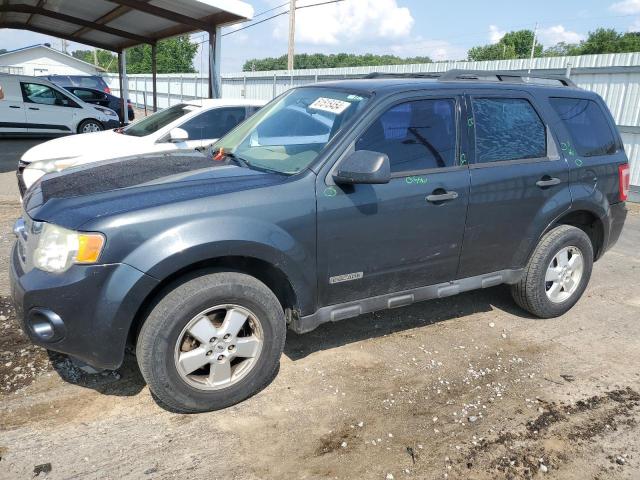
left=218, top=151, right=250, bottom=169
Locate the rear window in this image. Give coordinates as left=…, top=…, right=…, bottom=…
left=471, top=98, right=547, bottom=163
left=69, top=76, right=106, bottom=90
left=549, top=97, right=617, bottom=157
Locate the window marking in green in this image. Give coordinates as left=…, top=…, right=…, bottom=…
left=323, top=186, right=337, bottom=197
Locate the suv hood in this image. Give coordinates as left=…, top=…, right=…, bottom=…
left=21, top=129, right=143, bottom=165
left=24, top=151, right=288, bottom=229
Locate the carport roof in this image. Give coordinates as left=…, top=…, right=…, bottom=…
left=0, top=0, right=254, bottom=52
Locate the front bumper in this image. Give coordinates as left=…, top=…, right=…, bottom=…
left=103, top=119, right=120, bottom=130
left=10, top=244, right=158, bottom=370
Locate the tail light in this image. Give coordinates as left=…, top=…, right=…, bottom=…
left=104, top=86, right=111, bottom=94
left=618, top=163, right=630, bottom=201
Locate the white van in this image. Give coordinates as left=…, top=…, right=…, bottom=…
left=0, top=73, right=120, bottom=136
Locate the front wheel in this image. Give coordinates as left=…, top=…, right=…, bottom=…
left=511, top=225, right=593, bottom=318
left=78, top=119, right=104, bottom=134
left=136, top=272, right=286, bottom=413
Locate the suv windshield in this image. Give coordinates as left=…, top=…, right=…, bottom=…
left=214, top=88, right=369, bottom=174
left=122, top=103, right=199, bottom=137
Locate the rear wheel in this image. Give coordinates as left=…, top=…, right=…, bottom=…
left=511, top=225, right=593, bottom=318
left=78, top=119, right=103, bottom=133
left=136, top=272, right=286, bottom=413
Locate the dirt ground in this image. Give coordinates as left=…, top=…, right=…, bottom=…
left=0, top=183, right=639, bottom=479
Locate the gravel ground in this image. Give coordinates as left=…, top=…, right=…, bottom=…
left=0, top=151, right=638, bottom=478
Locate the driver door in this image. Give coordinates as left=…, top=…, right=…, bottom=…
left=316, top=94, right=471, bottom=306
left=20, top=82, right=76, bottom=134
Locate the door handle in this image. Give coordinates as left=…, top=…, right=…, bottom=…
left=28, top=107, right=40, bottom=111
left=536, top=177, right=561, bottom=188
left=9, top=105, right=21, bottom=109
left=426, top=190, right=458, bottom=203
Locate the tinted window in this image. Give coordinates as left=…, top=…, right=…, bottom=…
left=69, top=76, right=106, bottom=90
left=356, top=98, right=457, bottom=173
left=181, top=107, right=246, bottom=140
left=472, top=98, right=546, bottom=163
left=549, top=97, right=617, bottom=157
left=70, top=88, right=103, bottom=101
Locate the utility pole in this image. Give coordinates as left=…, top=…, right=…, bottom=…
left=287, top=0, right=296, bottom=71
left=93, top=48, right=99, bottom=67
left=528, top=22, right=538, bottom=74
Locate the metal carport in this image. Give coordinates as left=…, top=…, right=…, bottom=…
left=0, top=0, right=253, bottom=119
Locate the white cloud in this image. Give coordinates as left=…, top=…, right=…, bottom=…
left=388, top=38, right=466, bottom=61
left=272, top=0, right=414, bottom=45
left=538, top=25, right=585, bottom=45
left=610, top=0, right=640, bottom=14
left=489, top=25, right=506, bottom=44
left=630, top=18, right=640, bottom=31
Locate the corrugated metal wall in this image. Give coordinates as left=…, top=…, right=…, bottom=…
left=105, top=53, right=640, bottom=196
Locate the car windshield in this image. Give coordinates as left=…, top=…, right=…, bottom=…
left=122, top=103, right=199, bottom=137
left=213, top=88, right=369, bottom=175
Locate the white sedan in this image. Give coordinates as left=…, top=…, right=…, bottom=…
left=18, top=98, right=265, bottom=194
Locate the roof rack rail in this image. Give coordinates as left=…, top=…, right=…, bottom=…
left=363, top=72, right=442, bottom=79
left=362, top=69, right=576, bottom=87
left=438, top=69, right=576, bottom=87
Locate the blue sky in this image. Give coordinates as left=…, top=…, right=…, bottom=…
left=2, top=0, right=640, bottom=73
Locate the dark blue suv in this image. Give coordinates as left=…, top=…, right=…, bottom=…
left=11, top=70, right=630, bottom=412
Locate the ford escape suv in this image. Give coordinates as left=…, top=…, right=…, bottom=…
left=11, top=70, right=629, bottom=413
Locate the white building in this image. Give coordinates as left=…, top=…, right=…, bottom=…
left=0, top=44, right=103, bottom=76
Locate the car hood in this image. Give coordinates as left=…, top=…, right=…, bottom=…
left=23, top=151, right=288, bottom=229
left=21, top=129, right=144, bottom=164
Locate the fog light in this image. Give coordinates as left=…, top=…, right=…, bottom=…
left=27, top=308, right=65, bottom=342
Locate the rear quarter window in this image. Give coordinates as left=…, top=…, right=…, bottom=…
left=549, top=97, right=617, bottom=157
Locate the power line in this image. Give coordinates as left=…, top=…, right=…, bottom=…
left=222, top=0, right=346, bottom=37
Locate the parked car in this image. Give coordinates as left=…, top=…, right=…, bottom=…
left=0, top=73, right=120, bottom=138
left=61, top=86, right=134, bottom=124
left=11, top=71, right=629, bottom=413
left=17, top=98, right=265, bottom=194
left=42, top=74, right=112, bottom=94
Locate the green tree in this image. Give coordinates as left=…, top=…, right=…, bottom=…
left=126, top=36, right=198, bottom=74
left=543, top=42, right=581, bottom=57
left=577, top=28, right=640, bottom=54
left=242, top=53, right=432, bottom=71
left=72, top=49, right=118, bottom=72
left=468, top=29, right=543, bottom=61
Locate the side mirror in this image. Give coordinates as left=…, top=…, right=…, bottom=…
left=169, top=127, right=189, bottom=143
left=333, top=150, right=391, bottom=185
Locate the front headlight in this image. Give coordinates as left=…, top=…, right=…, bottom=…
left=95, top=106, right=118, bottom=117
left=28, top=158, right=79, bottom=174
left=34, top=223, right=105, bottom=273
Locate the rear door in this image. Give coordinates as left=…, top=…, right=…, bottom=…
left=19, top=81, right=77, bottom=134
left=316, top=93, right=471, bottom=305
left=547, top=96, right=628, bottom=207
left=0, top=77, right=27, bottom=134
left=457, top=90, right=571, bottom=279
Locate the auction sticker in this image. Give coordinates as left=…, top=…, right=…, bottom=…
left=309, top=97, right=351, bottom=115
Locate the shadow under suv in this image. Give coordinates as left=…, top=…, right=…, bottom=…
left=11, top=70, right=630, bottom=413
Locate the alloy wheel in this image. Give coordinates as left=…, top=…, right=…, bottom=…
left=173, top=305, right=264, bottom=390
left=545, top=246, right=584, bottom=303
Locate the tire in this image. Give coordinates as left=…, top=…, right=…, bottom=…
left=511, top=225, right=593, bottom=318
left=136, top=272, right=286, bottom=413
left=77, top=119, right=104, bottom=134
